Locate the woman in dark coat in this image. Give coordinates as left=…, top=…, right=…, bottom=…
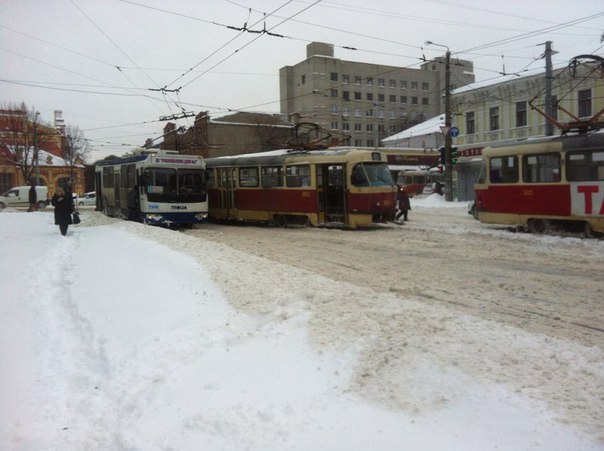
left=395, top=184, right=411, bottom=222
left=51, top=187, right=74, bottom=236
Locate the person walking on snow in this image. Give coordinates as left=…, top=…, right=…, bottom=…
left=51, top=187, right=74, bottom=236
left=395, top=184, right=411, bottom=223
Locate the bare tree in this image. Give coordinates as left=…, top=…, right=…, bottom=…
left=0, top=102, right=56, bottom=185
left=62, top=124, right=90, bottom=190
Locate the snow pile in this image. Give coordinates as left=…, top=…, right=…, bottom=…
left=1, top=210, right=602, bottom=450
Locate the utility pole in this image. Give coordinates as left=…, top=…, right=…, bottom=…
left=543, top=41, right=555, bottom=136
left=426, top=41, right=453, bottom=201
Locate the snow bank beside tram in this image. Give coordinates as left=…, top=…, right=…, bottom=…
left=411, top=193, right=470, bottom=208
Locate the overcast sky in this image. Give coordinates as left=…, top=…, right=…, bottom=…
left=2, top=0, right=603, bottom=161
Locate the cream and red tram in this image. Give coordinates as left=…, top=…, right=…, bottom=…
left=206, top=147, right=397, bottom=228
left=473, top=131, right=604, bottom=235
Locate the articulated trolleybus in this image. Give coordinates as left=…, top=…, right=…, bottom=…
left=95, top=149, right=208, bottom=225
left=206, top=147, right=397, bottom=228
left=474, top=130, right=604, bottom=236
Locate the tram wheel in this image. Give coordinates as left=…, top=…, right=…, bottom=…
left=528, top=218, right=549, bottom=234
left=276, top=215, right=288, bottom=228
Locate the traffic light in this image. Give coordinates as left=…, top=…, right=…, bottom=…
left=439, top=147, right=445, bottom=165
left=451, top=147, right=458, bottom=165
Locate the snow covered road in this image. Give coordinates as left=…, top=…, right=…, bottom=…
left=1, top=203, right=603, bottom=450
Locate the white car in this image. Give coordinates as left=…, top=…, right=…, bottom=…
left=77, top=192, right=96, bottom=206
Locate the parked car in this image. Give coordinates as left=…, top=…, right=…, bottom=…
left=77, top=191, right=96, bottom=206
left=0, top=186, right=48, bottom=210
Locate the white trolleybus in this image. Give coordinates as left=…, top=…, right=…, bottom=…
left=95, top=149, right=208, bottom=226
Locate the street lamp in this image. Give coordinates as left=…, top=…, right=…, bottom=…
left=425, top=41, right=453, bottom=201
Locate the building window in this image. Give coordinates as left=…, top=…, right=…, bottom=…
left=366, top=108, right=374, bottom=117
left=578, top=89, right=592, bottom=118
left=366, top=124, right=373, bottom=132
left=342, top=74, right=350, bottom=84
left=389, top=95, right=396, bottom=103
left=354, top=92, right=361, bottom=101
left=354, top=109, right=362, bottom=117
left=389, top=110, right=396, bottom=119
left=331, top=105, right=338, bottom=114
left=378, top=124, right=385, bottom=132
left=367, top=93, right=374, bottom=101
left=516, top=101, right=527, bottom=127
left=330, top=72, right=338, bottom=82
left=367, top=139, right=375, bottom=147
left=301, top=75, right=305, bottom=84
left=400, top=96, right=407, bottom=104
left=378, top=78, right=385, bottom=87
left=378, top=94, right=385, bottom=102
left=411, top=81, right=418, bottom=90
left=354, top=139, right=363, bottom=146
left=331, top=121, right=339, bottom=129
left=342, top=122, right=350, bottom=131
left=411, top=97, right=418, bottom=105
left=466, top=111, right=475, bottom=134
left=389, top=79, right=396, bottom=88
left=400, top=81, right=407, bottom=90
left=342, top=91, right=350, bottom=101
left=422, top=82, right=429, bottom=91
left=377, top=109, right=385, bottom=118
left=489, top=107, right=500, bottom=131
left=354, top=123, right=362, bottom=131
left=354, top=76, right=362, bottom=85
left=366, top=77, right=373, bottom=86
left=422, top=97, right=429, bottom=105
left=331, top=89, right=338, bottom=98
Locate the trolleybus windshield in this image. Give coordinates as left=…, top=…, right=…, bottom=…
left=351, top=163, right=393, bottom=187
left=144, top=167, right=207, bottom=202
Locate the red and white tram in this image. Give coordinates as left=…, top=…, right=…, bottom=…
left=473, top=131, right=604, bottom=235
left=206, top=147, right=397, bottom=228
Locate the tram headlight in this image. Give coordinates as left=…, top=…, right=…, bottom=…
left=195, top=212, right=208, bottom=220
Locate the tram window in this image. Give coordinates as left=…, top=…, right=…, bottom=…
left=239, top=167, right=259, bottom=187
left=567, top=151, right=604, bottom=181
left=523, top=153, right=560, bottom=183
left=286, top=165, right=311, bottom=187
left=352, top=163, right=393, bottom=187
left=489, top=156, right=518, bottom=183
left=261, top=166, right=283, bottom=188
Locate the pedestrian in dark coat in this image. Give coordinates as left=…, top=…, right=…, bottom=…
left=51, top=187, right=74, bottom=236
left=28, top=184, right=37, bottom=212
left=396, top=185, right=411, bottom=222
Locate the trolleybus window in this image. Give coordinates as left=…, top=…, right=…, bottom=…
left=239, top=167, right=259, bottom=187
left=261, top=166, right=283, bottom=188
left=102, top=167, right=114, bottom=188
left=286, top=165, right=311, bottom=187
left=523, top=153, right=560, bottom=183
left=178, top=170, right=205, bottom=195
left=489, top=156, right=518, bottom=183
left=567, top=150, right=604, bottom=181
left=351, top=163, right=393, bottom=187
left=144, top=168, right=176, bottom=196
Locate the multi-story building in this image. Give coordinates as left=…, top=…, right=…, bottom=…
left=0, top=109, right=85, bottom=195
left=158, top=111, right=294, bottom=157
left=279, top=42, right=475, bottom=148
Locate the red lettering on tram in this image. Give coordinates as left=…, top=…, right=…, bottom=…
left=577, top=185, right=601, bottom=214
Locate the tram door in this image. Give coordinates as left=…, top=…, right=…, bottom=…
left=317, top=164, right=346, bottom=224
left=216, top=168, right=237, bottom=218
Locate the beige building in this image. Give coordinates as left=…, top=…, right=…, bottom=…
left=454, top=63, right=604, bottom=148
left=279, top=42, right=475, bottom=148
